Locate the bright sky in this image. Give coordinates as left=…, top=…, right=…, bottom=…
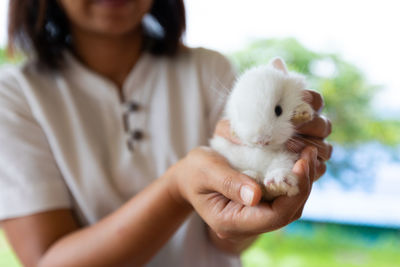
left=184, top=0, right=400, bottom=117
left=0, top=0, right=399, bottom=115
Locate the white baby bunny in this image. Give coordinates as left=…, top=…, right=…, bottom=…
left=210, top=57, right=314, bottom=200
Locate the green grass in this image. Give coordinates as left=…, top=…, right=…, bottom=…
left=242, top=222, right=400, bottom=267
left=0, top=230, right=21, bottom=267
left=1, top=223, right=400, bottom=267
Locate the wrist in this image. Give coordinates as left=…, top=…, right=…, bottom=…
left=164, top=161, right=193, bottom=213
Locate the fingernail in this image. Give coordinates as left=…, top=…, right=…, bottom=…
left=240, top=185, right=254, bottom=206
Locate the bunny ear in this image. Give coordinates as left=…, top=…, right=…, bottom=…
left=270, top=57, right=288, bottom=74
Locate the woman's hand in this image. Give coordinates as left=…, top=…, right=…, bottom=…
left=192, top=89, right=331, bottom=253
left=169, top=146, right=318, bottom=251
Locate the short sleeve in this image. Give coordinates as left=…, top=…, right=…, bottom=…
left=195, top=48, right=237, bottom=135
left=0, top=67, right=71, bottom=220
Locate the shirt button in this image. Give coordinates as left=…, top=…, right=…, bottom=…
left=127, top=139, right=134, bottom=151
left=127, top=101, right=140, bottom=112
left=132, top=130, right=144, bottom=141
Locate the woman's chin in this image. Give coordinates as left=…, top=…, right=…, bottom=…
left=91, top=21, right=139, bottom=37
left=87, top=0, right=149, bottom=35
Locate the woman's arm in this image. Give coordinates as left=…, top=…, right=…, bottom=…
left=2, top=172, right=192, bottom=267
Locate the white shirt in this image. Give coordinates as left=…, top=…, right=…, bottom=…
left=0, top=47, right=240, bottom=267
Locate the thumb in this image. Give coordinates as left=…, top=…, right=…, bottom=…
left=208, top=166, right=262, bottom=206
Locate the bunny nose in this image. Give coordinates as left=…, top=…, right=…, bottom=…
left=258, top=141, right=270, bottom=145
left=257, top=136, right=271, bottom=145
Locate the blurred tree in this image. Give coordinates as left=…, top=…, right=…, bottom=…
left=0, top=48, right=7, bottom=65
left=230, top=38, right=400, bottom=147
left=0, top=47, right=23, bottom=65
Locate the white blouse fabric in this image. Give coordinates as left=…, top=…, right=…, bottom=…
left=0, top=47, right=241, bottom=267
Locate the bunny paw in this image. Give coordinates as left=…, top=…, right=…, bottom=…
left=292, top=102, right=314, bottom=124
left=263, top=171, right=299, bottom=200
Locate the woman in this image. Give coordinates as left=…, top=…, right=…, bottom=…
left=0, top=0, right=332, bottom=266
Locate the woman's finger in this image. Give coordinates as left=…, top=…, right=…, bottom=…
left=202, top=162, right=262, bottom=206
left=296, top=115, right=332, bottom=138
left=286, top=137, right=332, bottom=162
left=303, top=90, right=324, bottom=112
left=299, top=146, right=318, bottom=182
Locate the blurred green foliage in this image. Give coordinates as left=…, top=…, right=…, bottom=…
left=242, top=222, right=400, bottom=267
left=0, top=48, right=23, bottom=66
left=230, top=38, right=400, bottom=146
left=0, top=230, right=21, bottom=267
left=0, top=48, right=7, bottom=64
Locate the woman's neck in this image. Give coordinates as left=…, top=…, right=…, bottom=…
left=71, top=27, right=143, bottom=90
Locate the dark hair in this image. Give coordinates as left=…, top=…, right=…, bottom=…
left=7, top=0, right=186, bottom=69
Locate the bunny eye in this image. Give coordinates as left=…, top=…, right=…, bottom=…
left=275, top=105, right=282, bottom=117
